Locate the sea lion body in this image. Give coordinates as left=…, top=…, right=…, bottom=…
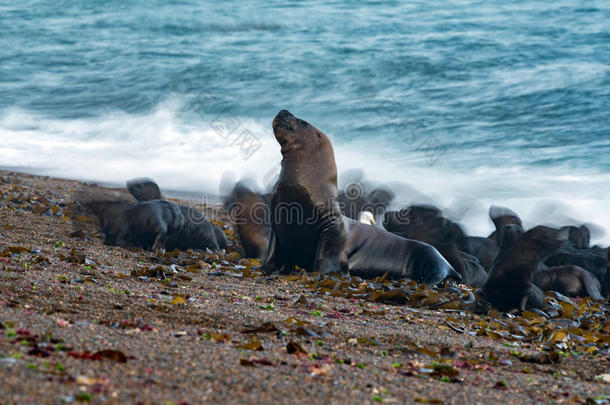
left=544, top=247, right=607, bottom=283
left=120, top=200, right=187, bottom=250
left=343, top=217, right=459, bottom=284
left=383, top=206, right=485, bottom=286
left=225, top=181, right=271, bottom=258
left=82, top=179, right=223, bottom=251
left=459, top=236, right=497, bottom=271
left=125, top=178, right=224, bottom=251
left=533, top=265, right=603, bottom=300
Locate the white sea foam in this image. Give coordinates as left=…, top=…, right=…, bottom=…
left=1, top=105, right=609, bottom=245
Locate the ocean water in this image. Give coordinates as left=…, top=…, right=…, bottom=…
left=1, top=0, right=609, bottom=241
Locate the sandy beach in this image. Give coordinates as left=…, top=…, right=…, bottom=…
left=0, top=169, right=609, bottom=404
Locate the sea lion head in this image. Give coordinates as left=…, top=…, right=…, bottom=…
left=272, top=110, right=326, bottom=152
left=408, top=242, right=462, bottom=285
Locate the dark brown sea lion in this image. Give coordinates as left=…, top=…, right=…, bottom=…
left=262, top=109, right=349, bottom=274
left=480, top=225, right=567, bottom=311
left=263, top=110, right=459, bottom=285
left=225, top=181, right=271, bottom=259
left=533, top=265, right=604, bottom=300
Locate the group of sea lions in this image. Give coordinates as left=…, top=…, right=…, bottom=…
left=78, top=109, right=610, bottom=312
left=76, top=179, right=227, bottom=252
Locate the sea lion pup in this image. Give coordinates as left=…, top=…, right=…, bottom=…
left=533, top=265, right=604, bottom=300
left=481, top=226, right=567, bottom=311
left=125, top=178, right=223, bottom=251
left=224, top=181, right=271, bottom=259
left=489, top=205, right=524, bottom=248
left=383, top=206, right=486, bottom=286
left=263, top=110, right=459, bottom=285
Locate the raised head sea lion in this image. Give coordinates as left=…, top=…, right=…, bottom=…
left=533, top=265, right=604, bottom=300
left=263, top=109, right=349, bottom=274
left=262, top=110, right=459, bottom=285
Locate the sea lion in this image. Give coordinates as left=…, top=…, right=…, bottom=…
left=126, top=178, right=225, bottom=251
left=533, top=265, right=604, bottom=300
left=225, top=181, right=271, bottom=259
left=559, top=225, right=590, bottom=249
left=481, top=225, right=567, bottom=311
left=383, top=206, right=486, bottom=286
left=79, top=180, right=223, bottom=251
left=458, top=236, right=498, bottom=272
left=262, top=109, right=349, bottom=275
left=343, top=217, right=459, bottom=284
left=262, top=110, right=459, bottom=285
left=544, top=247, right=607, bottom=285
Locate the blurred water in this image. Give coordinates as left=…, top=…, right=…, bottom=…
left=0, top=0, right=609, bottom=240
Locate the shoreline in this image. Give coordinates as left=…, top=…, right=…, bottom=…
left=0, top=169, right=609, bottom=403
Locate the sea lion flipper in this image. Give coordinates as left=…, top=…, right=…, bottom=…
left=312, top=207, right=349, bottom=274
left=261, top=229, right=292, bottom=274
left=583, top=273, right=604, bottom=300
